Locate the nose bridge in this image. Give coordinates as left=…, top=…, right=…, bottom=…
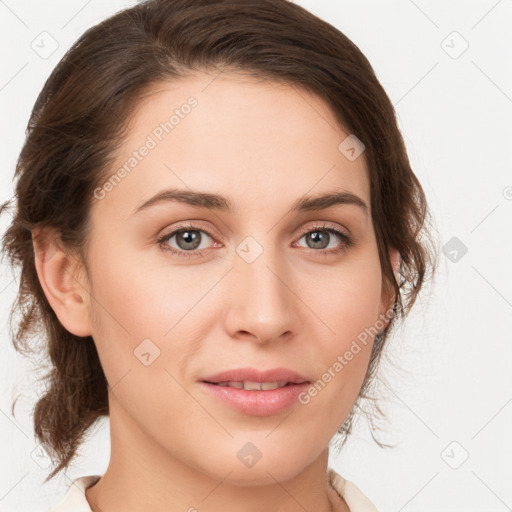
left=225, top=235, right=296, bottom=342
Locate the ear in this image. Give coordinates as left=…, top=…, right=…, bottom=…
left=389, top=247, right=401, bottom=283
left=380, top=247, right=401, bottom=329
left=32, top=226, right=92, bottom=337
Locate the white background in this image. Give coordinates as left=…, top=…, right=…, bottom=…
left=0, top=1, right=511, bottom=511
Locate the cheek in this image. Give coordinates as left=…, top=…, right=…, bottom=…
left=85, top=258, right=202, bottom=436
left=303, top=252, right=383, bottom=408
left=84, top=244, right=188, bottom=383
left=312, top=249, right=383, bottom=343
left=87, top=232, right=202, bottom=333
left=85, top=247, right=228, bottom=418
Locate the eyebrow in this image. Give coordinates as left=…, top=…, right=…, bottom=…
left=132, top=188, right=368, bottom=217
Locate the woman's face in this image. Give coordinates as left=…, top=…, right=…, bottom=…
left=78, top=72, right=396, bottom=484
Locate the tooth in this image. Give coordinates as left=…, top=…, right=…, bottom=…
left=243, top=381, right=262, bottom=390
left=216, top=381, right=290, bottom=390
left=261, top=382, right=280, bottom=390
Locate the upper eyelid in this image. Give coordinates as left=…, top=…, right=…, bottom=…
left=297, top=222, right=349, bottom=236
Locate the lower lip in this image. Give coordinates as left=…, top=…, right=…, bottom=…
left=199, top=381, right=310, bottom=416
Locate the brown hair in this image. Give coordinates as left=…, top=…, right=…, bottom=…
left=1, top=0, right=439, bottom=482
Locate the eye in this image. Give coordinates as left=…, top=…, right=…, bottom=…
left=157, top=223, right=218, bottom=259
left=294, top=223, right=354, bottom=255
left=156, top=222, right=354, bottom=259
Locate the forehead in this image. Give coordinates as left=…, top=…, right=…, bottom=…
left=93, top=71, right=370, bottom=221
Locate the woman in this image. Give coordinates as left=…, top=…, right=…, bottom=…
left=0, top=0, right=438, bottom=510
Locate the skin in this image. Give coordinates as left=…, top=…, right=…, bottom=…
left=33, top=71, right=399, bottom=512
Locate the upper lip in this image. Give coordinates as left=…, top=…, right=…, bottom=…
left=201, top=367, right=310, bottom=384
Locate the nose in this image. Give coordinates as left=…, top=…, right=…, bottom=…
left=223, top=241, right=299, bottom=345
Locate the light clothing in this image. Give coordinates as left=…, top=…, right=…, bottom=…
left=328, top=468, right=379, bottom=511
left=46, top=467, right=379, bottom=511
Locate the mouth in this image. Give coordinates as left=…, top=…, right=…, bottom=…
left=203, top=380, right=298, bottom=390
left=199, top=367, right=311, bottom=416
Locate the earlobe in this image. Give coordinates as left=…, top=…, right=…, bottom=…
left=32, top=227, right=92, bottom=338
left=390, top=247, right=401, bottom=283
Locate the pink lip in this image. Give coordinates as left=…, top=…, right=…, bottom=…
left=200, top=382, right=311, bottom=416
left=199, top=366, right=311, bottom=416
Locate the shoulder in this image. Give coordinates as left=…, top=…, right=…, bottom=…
left=44, top=475, right=101, bottom=512
left=328, top=467, right=380, bottom=512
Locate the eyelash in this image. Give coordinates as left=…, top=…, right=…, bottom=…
left=156, top=222, right=354, bottom=259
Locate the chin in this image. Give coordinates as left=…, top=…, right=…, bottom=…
left=225, top=465, right=305, bottom=487
left=193, top=442, right=317, bottom=487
